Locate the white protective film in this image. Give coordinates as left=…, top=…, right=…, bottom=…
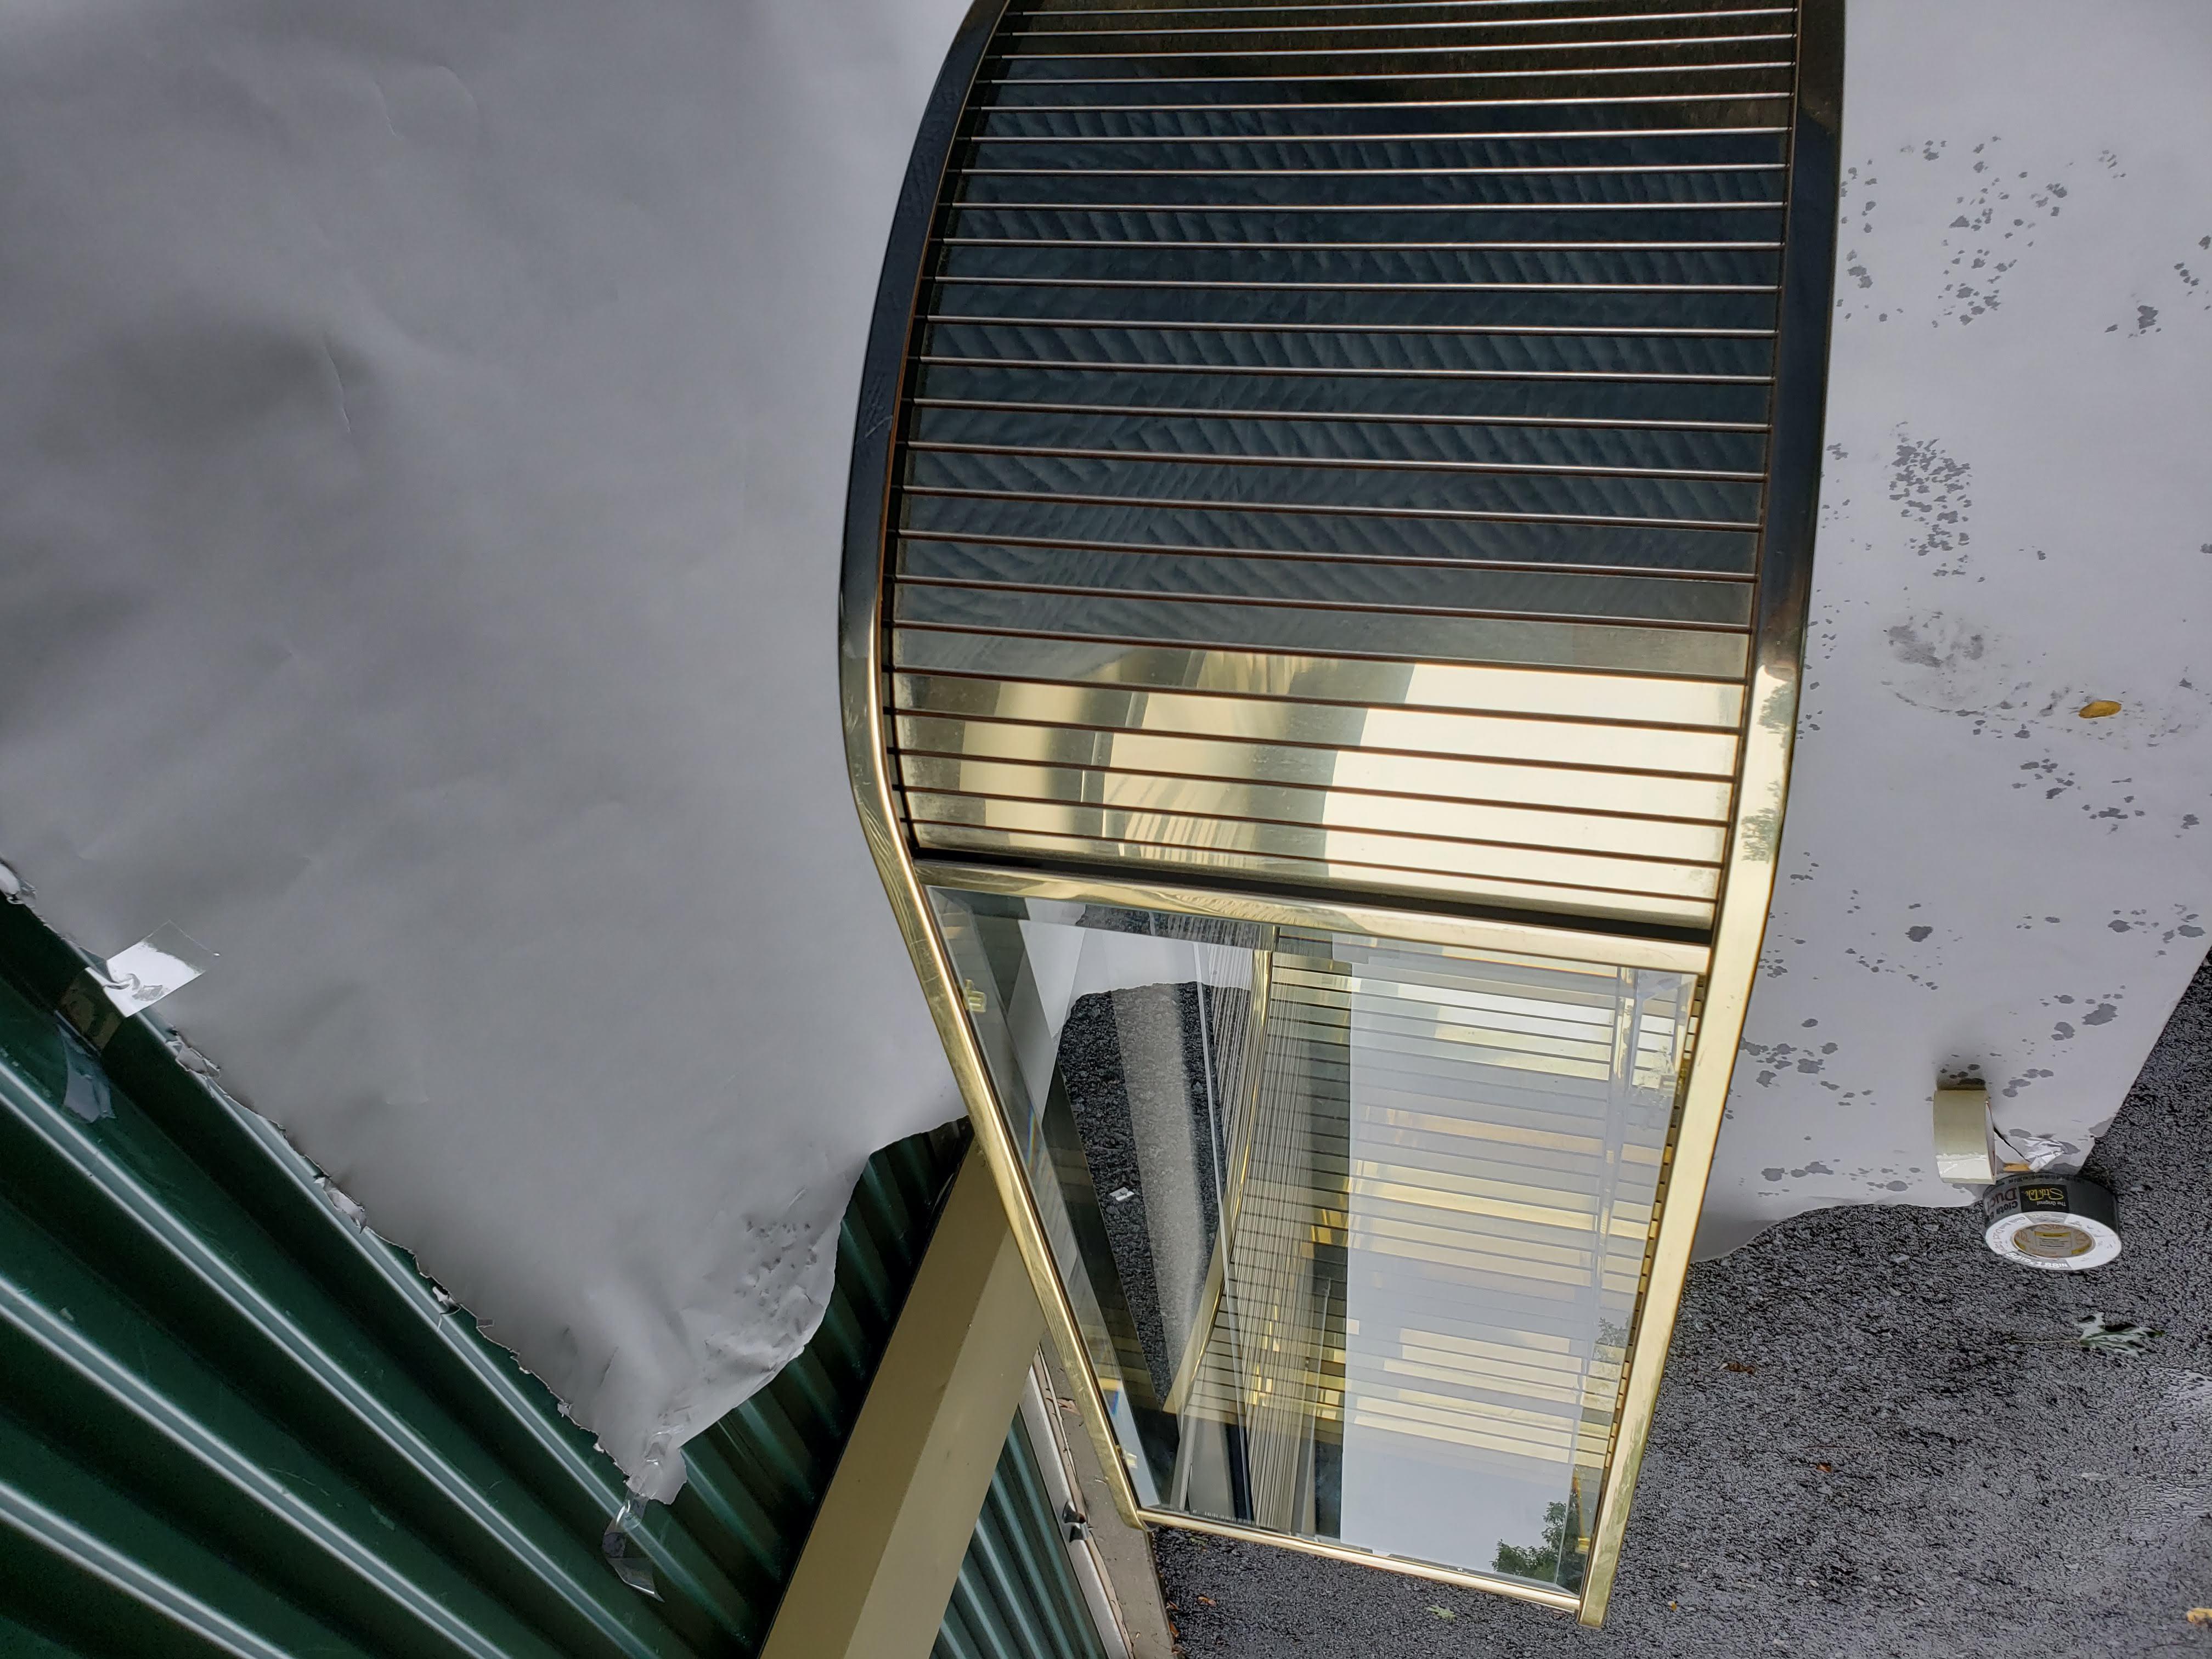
left=0, top=0, right=969, bottom=1496
left=1707, top=0, right=2212, bottom=1251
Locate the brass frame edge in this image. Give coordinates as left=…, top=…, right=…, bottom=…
left=1574, top=0, right=1843, bottom=1626
left=915, top=857, right=1712, bottom=977
left=839, top=0, right=1152, bottom=1533
left=1136, top=1509, right=1582, bottom=1616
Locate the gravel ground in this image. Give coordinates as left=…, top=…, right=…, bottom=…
left=1062, top=985, right=1231, bottom=1398
left=1155, top=958, right=2212, bottom=1659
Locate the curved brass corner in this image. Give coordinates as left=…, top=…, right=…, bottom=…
left=837, top=0, right=1151, bottom=1533
left=1575, top=0, right=1845, bottom=1626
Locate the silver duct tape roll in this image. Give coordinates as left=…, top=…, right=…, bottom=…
left=1980, top=1173, right=2120, bottom=1272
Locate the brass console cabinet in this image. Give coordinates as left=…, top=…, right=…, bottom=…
left=842, top=0, right=1840, bottom=1623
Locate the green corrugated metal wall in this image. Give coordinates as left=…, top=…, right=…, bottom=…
left=0, top=898, right=986, bottom=1657
left=935, top=1415, right=1111, bottom=1659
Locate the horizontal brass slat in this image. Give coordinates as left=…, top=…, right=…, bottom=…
left=1000, top=30, right=1793, bottom=53
left=935, top=236, right=1782, bottom=252
left=959, top=131, right=1790, bottom=145
left=893, top=596, right=1752, bottom=678
left=894, top=713, right=1736, bottom=821
left=914, top=356, right=1773, bottom=388
left=897, top=528, right=1757, bottom=585
left=891, top=630, right=1751, bottom=722
left=906, top=437, right=1765, bottom=479
left=913, top=857, right=1712, bottom=971
left=907, top=394, right=1765, bottom=434
left=973, top=87, right=1793, bottom=112
left=985, top=60, right=1791, bottom=84
left=1277, top=949, right=1645, bottom=1006
left=890, top=632, right=1749, bottom=725
left=1353, top=1131, right=1641, bottom=1199
left=904, top=486, right=1760, bottom=537
left=900, top=575, right=1752, bottom=635
left=1271, top=1010, right=1622, bottom=1079
left=928, top=281, right=1778, bottom=298
left=1027, top=1, right=1781, bottom=14
left=904, top=793, right=1722, bottom=899
left=956, top=161, right=1784, bottom=177
left=1030, top=0, right=1775, bottom=17
left=893, top=674, right=1741, bottom=775
left=920, top=320, right=1774, bottom=353
left=1009, top=10, right=1793, bottom=40
left=898, top=753, right=1728, bottom=862
left=1283, top=955, right=1645, bottom=1022
left=898, top=533, right=1760, bottom=592
left=1268, top=988, right=1638, bottom=1059
left=1271, top=959, right=1655, bottom=1024
left=913, top=819, right=1716, bottom=928
left=944, top=196, right=1786, bottom=212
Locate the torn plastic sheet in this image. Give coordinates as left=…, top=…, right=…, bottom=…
left=1994, top=1129, right=2079, bottom=1174
left=57, top=1022, right=115, bottom=1125
left=601, top=1497, right=661, bottom=1600
left=57, top=924, right=216, bottom=1050
left=98, top=924, right=215, bottom=1015
left=0, top=0, right=970, bottom=1499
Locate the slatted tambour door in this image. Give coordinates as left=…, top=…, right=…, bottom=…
left=1167, top=934, right=1680, bottom=1559
left=883, top=0, right=1796, bottom=936
left=850, top=0, right=1838, bottom=1617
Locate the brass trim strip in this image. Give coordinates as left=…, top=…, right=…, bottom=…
left=1135, top=1509, right=1583, bottom=1614
left=933, top=276, right=1783, bottom=291
left=1011, top=12, right=1795, bottom=40
left=900, top=528, right=1761, bottom=583
left=905, top=779, right=1729, bottom=871
left=961, top=132, right=1792, bottom=146
left=975, top=92, right=1795, bottom=112
left=921, top=318, right=1775, bottom=340
left=888, top=639, right=1751, bottom=722
left=893, top=616, right=1751, bottom=682
left=911, top=858, right=1713, bottom=975
left=1572, top=0, right=1838, bottom=1626
left=909, top=396, right=1774, bottom=431
left=909, top=826, right=1718, bottom=924
left=995, top=36, right=1787, bottom=61
left=903, top=485, right=1764, bottom=532
left=899, top=769, right=1731, bottom=861
left=983, top=64, right=1793, bottom=87
left=958, top=162, right=1786, bottom=177
left=837, top=0, right=1155, bottom=1538
left=909, top=807, right=1721, bottom=898
left=892, top=719, right=1743, bottom=803
left=907, top=438, right=1769, bottom=479
left=1033, top=0, right=1769, bottom=15
left=917, top=357, right=1772, bottom=386
left=898, top=574, right=1755, bottom=631
left=947, top=196, right=1787, bottom=211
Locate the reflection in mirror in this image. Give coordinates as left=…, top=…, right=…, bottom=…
left=928, top=887, right=1695, bottom=1589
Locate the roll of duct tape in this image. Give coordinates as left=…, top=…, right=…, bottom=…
left=1980, top=1173, right=2120, bottom=1272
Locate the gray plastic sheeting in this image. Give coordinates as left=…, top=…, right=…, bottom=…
left=0, top=0, right=970, bottom=1497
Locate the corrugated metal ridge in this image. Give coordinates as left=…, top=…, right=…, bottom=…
left=934, top=1412, right=1111, bottom=1659
left=0, top=898, right=968, bottom=1657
